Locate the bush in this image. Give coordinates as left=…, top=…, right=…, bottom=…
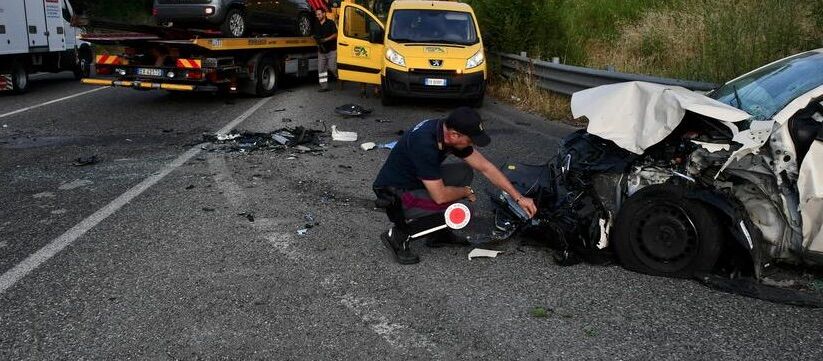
left=470, top=0, right=823, bottom=82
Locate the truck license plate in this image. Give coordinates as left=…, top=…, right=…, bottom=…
left=137, top=68, right=163, bottom=77
left=425, top=78, right=447, bottom=86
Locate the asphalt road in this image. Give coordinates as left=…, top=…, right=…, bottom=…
left=1, top=73, right=821, bottom=360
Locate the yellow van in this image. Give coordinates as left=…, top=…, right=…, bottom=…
left=336, top=0, right=487, bottom=106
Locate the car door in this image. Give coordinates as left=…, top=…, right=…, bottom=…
left=246, top=1, right=268, bottom=28
left=337, top=2, right=384, bottom=85
left=276, top=0, right=302, bottom=33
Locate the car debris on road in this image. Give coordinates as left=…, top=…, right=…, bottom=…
left=72, top=155, right=98, bottom=166
left=202, top=126, right=325, bottom=153
left=334, top=103, right=373, bottom=117
left=330, top=125, right=357, bottom=142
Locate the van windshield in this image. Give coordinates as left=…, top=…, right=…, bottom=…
left=388, top=10, right=478, bottom=46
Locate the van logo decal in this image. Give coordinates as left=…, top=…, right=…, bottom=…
left=429, top=59, right=443, bottom=68
left=354, top=46, right=368, bottom=58
left=425, top=47, right=444, bottom=53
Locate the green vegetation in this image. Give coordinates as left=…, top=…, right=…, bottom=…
left=469, top=0, right=823, bottom=82
left=530, top=306, right=550, bottom=318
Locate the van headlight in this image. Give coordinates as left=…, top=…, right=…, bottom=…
left=386, top=48, right=406, bottom=67
left=466, top=50, right=485, bottom=69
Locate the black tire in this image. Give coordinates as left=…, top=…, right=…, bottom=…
left=612, top=184, right=723, bottom=278
left=296, top=13, right=313, bottom=37
left=10, top=60, right=28, bottom=94
left=381, top=78, right=397, bottom=106
left=74, top=46, right=92, bottom=80
left=254, top=57, right=279, bottom=97
left=220, top=9, right=247, bottom=38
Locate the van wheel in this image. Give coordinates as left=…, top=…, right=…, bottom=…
left=10, top=60, right=29, bottom=94
left=221, top=9, right=247, bottom=38
left=296, top=13, right=313, bottom=37
left=612, top=184, right=723, bottom=278
left=381, top=78, right=397, bottom=106
left=255, top=57, right=279, bottom=97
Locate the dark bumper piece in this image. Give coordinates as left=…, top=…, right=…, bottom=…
left=384, top=68, right=485, bottom=99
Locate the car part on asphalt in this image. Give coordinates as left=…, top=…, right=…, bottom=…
left=331, top=125, right=357, bottom=141
left=334, top=103, right=373, bottom=117
left=468, top=248, right=502, bottom=260
left=72, top=155, right=99, bottom=167
left=203, top=126, right=324, bottom=152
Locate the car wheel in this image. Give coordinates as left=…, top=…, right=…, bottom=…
left=255, top=57, right=279, bottom=97
left=10, top=60, right=29, bottom=94
left=612, top=184, right=723, bottom=278
left=221, top=9, right=247, bottom=38
left=296, top=13, right=313, bottom=37
left=74, top=47, right=92, bottom=80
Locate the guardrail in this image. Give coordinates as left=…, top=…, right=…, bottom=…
left=497, top=52, right=719, bottom=95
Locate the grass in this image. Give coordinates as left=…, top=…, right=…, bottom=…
left=530, top=306, right=551, bottom=318
left=473, top=0, right=823, bottom=83
left=473, top=0, right=823, bottom=123
left=487, top=73, right=576, bottom=125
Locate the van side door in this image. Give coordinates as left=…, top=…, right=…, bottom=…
left=336, top=2, right=384, bottom=85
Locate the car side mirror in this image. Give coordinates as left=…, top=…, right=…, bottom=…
left=369, top=28, right=384, bottom=44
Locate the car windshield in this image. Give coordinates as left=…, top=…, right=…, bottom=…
left=709, top=51, right=823, bottom=120
left=388, top=10, right=478, bottom=45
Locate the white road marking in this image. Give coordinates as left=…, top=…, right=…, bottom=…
left=58, top=179, right=93, bottom=190
left=0, top=97, right=271, bottom=295
left=0, top=87, right=109, bottom=119
left=340, top=293, right=439, bottom=354
left=208, top=156, right=248, bottom=209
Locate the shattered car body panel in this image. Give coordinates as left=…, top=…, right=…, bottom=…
left=493, top=50, right=823, bottom=280
left=800, top=139, right=823, bottom=254
left=571, top=82, right=750, bottom=155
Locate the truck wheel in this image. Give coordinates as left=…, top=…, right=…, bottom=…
left=612, top=184, right=723, bottom=278
left=221, top=9, right=247, bottom=38
left=10, top=61, right=29, bottom=94
left=296, top=13, right=313, bottom=37
left=74, top=47, right=93, bottom=80
left=255, top=57, right=279, bottom=97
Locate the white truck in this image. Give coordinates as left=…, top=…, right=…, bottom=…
left=0, top=0, right=91, bottom=93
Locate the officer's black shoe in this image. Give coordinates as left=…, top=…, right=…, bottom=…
left=381, top=227, right=419, bottom=265
left=424, top=230, right=471, bottom=248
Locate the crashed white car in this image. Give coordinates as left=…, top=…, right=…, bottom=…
left=493, top=50, right=823, bottom=283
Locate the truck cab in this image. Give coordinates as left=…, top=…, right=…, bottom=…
left=337, top=0, right=486, bottom=106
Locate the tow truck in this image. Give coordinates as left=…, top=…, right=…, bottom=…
left=78, top=19, right=321, bottom=97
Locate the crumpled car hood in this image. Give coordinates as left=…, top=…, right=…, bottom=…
left=571, top=81, right=752, bottom=154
